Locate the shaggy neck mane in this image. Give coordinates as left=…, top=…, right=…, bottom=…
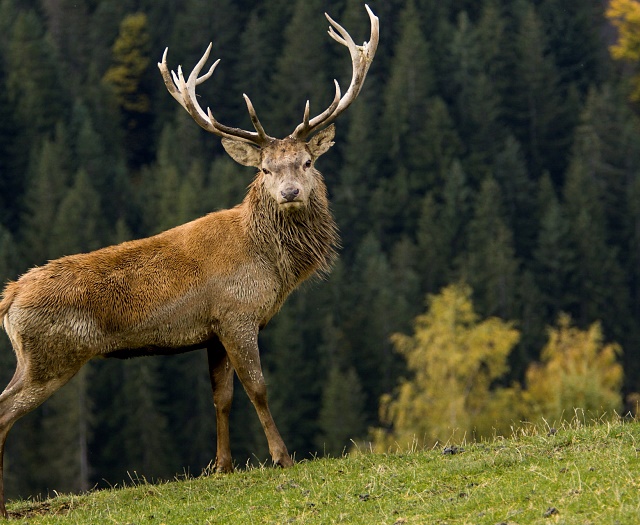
left=243, top=173, right=339, bottom=290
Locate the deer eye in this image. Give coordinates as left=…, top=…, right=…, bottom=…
left=304, top=160, right=312, bottom=169
left=262, top=168, right=270, bottom=175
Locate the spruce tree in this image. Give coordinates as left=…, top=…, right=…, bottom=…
left=492, top=135, right=536, bottom=259
left=380, top=0, right=434, bottom=172
left=331, top=86, right=379, bottom=249
left=562, top=124, right=630, bottom=339
left=533, top=174, right=575, bottom=318
left=5, top=9, right=66, bottom=143
left=105, top=358, right=176, bottom=482
left=315, top=366, right=366, bottom=457
left=41, top=0, right=91, bottom=94
left=50, top=168, right=104, bottom=257
left=160, top=351, right=215, bottom=474
left=450, top=10, right=505, bottom=178
left=460, top=176, right=520, bottom=319
left=503, top=2, right=568, bottom=179
left=20, top=128, right=72, bottom=264
left=267, top=0, right=332, bottom=137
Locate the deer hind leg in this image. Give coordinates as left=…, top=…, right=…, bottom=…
left=220, top=327, right=293, bottom=469
left=207, top=338, right=235, bottom=473
left=0, top=331, right=86, bottom=518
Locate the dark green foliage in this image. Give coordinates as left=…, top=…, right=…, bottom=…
left=459, top=176, right=520, bottom=319
left=0, top=0, right=637, bottom=502
left=315, top=366, right=366, bottom=456
left=267, top=0, right=333, bottom=137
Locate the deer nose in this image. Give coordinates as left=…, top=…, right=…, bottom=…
left=281, top=187, right=300, bottom=202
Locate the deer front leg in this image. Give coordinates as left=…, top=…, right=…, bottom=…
left=220, top=327, right=293, bottom=468
left=207, top=339, right=234, bottom=473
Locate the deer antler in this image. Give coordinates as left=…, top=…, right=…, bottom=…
left=291, top=4, right=379, bottom=140
left=159, top=4, right=378, bottom=145
left=158, top=44, right=274, bottom=146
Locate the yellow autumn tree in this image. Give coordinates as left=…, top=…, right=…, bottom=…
left=103, top=12, right=151, bottom=113
left=523, top=313, right=624, bottom=423
left=373, top=283, right=521, bottom=451
left=606, top=0, right=640, bottom=101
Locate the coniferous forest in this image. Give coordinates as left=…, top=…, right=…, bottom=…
left=1, top=0, right=640, bottom=500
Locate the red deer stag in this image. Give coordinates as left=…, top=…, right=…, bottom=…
left=0, top=4, right=378, bottom=518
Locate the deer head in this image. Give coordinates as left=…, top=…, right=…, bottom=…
left=158, top=5, right=379, bottom=210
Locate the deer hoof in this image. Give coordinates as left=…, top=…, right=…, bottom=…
left=213, top=459, right=234, bottom=474
left=276, top=455, right=294, bottom=468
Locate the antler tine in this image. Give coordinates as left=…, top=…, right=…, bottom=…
left=292, top=5, right=379, bottom=139
left=158, top=45, right=273, bottom=145
left=243, top=94, right=270, bottom=143
left=292, top=80, right=341, bottom=138
left=326, top=13, right=357, bottom=53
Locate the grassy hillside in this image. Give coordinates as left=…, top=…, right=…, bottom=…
left=7, top=419, right=640, bottom=524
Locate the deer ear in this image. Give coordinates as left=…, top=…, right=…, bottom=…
left=221, top=138, right=262, bottom=167
left=307, top=124, right=335, bottom=158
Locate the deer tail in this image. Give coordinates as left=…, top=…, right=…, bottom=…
left=0, top=282, right=17, bottom=327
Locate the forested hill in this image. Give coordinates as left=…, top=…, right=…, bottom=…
left=0, top=0, right=639, bottom=501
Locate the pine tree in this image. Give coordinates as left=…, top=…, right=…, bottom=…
left=5, top=9, right=66, bottom=144
left=340, top=234, right=404, bottom=411
left=41, top=0, right=91, bottom=94
left=503, top=2, right=569, bottom=179
left=267, top=0, right=332, bottom=137
left=533, top=174, right=574, bottom=316
left=176, top=159, right=207, bottom=224
left=450, top=10, right=506, bottom=178
left=562, top=94, right=631, bottom=336
left=380, top=0, right=434, bottom=173
left=50, top=168, right=104, bottom=257
left=207, top=155, right=252, bottom=212
left=138, top=123, right=182, bottom=234
left=625, top=174, right=640, bottom=381
left=415, top=159, right=472, bottom=295
left=460, top=176, right=520, bottom=319
left=103, top=13, right=151, bottom=114
left=539, top=0, right=605, bottom=94
left=492, top=135, right=536, bottom=259
left=315, top=366, right=366, bottom=457
left=331, top=86, right=380, bottom=249
left=105, top=359, right=176, bottom=482
left=418, top=97, right=462, bottom=191
left=71, top=102, right=130, bottom=226
left=160, top=351, right=215, bottom=474
left=234, top=6, right=275, bottom=121
left=20, top=128, right=73, bottom=264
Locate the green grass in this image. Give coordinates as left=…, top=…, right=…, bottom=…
left=6, top=419, right=640, bottom=524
